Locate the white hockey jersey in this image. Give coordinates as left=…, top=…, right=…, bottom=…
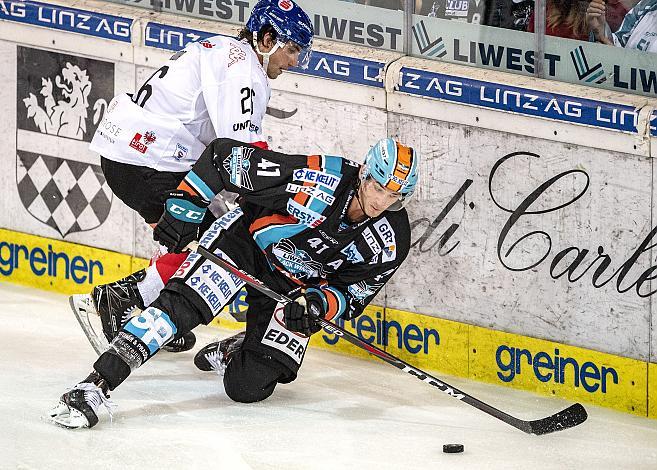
left=90, top=35, right=270, bottom=172
left=612, top=0, right=657, bottom=52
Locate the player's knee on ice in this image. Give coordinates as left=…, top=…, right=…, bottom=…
left=223, top=348, right=293, bottom=403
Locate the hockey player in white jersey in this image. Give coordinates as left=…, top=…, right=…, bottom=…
left=70, top=0, right=314, bottom=354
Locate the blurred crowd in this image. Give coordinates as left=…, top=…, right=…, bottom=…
left=342, top=0, right=656, bottom=53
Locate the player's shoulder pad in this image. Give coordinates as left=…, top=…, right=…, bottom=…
left=210, top=138, right=307, bottom=163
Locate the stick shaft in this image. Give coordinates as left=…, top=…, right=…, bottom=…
left=189, top=242, right=586, bottom=435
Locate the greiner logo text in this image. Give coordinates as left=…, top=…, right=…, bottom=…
left=0, top=241, right=103, bottom=284
left=495, top=345, right=618, bottom=393
left=322, top=311, right=440, bottom=354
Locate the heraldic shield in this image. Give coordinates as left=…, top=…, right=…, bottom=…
left=16, top=46, right=115, bottom=237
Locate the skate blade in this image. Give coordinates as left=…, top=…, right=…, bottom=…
left=69, top=294, right=109, bottom=356
left=45, top=402, right=90, bottom=429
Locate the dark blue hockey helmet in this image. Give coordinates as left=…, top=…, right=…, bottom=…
left=246, top=0, right=314, bottom=69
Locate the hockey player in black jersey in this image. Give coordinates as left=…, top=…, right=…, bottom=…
left=47, top=137, right=420, bottom=429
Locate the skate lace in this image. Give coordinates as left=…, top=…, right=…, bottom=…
left=120, top=307, right=135, bottom=326
left=206, top=346, right=226, bottom=375
left=75, top=383, right=118, bottom=422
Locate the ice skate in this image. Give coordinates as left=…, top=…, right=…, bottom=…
left=69, top=294, right=110, bottom=355
left=46, top=372, right=115, bottom=429
left=70, top=269, right=196, bottom=354
left=194, top=331, right=246, bottom=375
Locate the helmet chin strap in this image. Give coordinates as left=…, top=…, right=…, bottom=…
left=253, top=32, right=282, bottom=75
left=353, top=180, right=370, bottom=220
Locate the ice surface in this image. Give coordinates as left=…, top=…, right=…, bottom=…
left=1, top=282, right=656, bottom=470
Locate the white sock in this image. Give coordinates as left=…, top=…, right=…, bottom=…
left=137, top=264, right=165, bottom=307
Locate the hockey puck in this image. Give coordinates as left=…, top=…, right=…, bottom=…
left=443, top=444, right=464, bottom=453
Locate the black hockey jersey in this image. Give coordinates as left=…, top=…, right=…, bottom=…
left=180, top=138, right=411, bottom=320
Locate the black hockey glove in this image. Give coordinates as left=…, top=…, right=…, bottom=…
left=283, top=290, right=325, bottom=337
left=153, top=190, right=209, bottom=253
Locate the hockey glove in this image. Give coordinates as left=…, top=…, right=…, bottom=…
left=153, top=190, right=209, bottom=253
left=283, top=290, right=325, bottom=337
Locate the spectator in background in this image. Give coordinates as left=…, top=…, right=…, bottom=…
left=527, top=0, right=589, bottom=40
left=482, top=0, right=535, bottom=30
left=604, top=0, right=638, bottom=31
left=587, top=0, right=656, bottom=52
left=418, top=0, right=486, bottom=22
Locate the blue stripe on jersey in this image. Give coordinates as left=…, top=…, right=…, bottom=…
left=323, top=155, right=344, bottom=174
left=253, top=222, right=307, bottom=252
left=308, top=195, right=329, bottom=215
left=185, top=171, right=215, bottom=201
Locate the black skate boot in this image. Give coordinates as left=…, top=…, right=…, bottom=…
left=47, top=371, right=115, bottom=429
left=95, top=270, right=197, bottom=352
left=70, top=269, right=196, bottom=354
left=92, top=269, right=147, bottom=342
left=194, top=331, right=246, bottom=374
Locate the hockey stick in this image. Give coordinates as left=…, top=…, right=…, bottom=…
left=188, top=242, right=588, bottom=435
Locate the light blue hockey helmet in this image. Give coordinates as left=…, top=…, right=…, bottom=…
left=363, top=138, right=420, bottom=211
left=246, top=0, right=314, bottom=69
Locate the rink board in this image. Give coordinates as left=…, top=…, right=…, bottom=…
left=1, top=0, right=657, bottom=422
left=309, top=307, right=649, bottom=417
left=650, top=363, right=657, bottom=420
left=0, top=225, right=653, bottom=418
left=469, top=326, right=648, bottom=416
left=0, top=228, right=145, bottom=293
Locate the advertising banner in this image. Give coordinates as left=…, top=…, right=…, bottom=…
left=390, top=115, right=653, bottom=360
left=470, top=324, right=648, bottom=416
left=411, top=14, right=657, bottom=98
left=0, top=0, right=133, bottom=42
left=396, top=67, right=656, bottom=136
left=0, top=228, right=142, bottom=293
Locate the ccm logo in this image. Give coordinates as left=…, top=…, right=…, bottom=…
left=169, top=204, right=204, bottom=221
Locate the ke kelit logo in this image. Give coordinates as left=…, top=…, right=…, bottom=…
left=412, top=20, right=447, bottom=58
left=16, top=46, right=114, bottom=237
left=495, top=345, right=619, bottom=393
left=129, top=131, right=156, bottom=154
left=278, top=0, right=294, bottom=12
left=570, top=46, right=607, bottom=84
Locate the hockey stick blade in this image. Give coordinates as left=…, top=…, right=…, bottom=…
left=189, top=242, right=588, bottom=436
left=525, top=403, right=588, bottom=435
